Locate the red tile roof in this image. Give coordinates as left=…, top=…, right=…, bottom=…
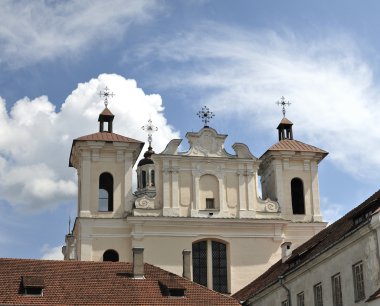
left=75, top=132, right=143, bottom=143
left=0, top=258, right=239, bottom=305
left=233, top=189, right=380, bottom=303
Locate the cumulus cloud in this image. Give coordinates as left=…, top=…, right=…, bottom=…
left=41, top=244, right=63, bottom=260
left=320, top=197, right=345, bottom=224
left=0, top=73, right=179, bottom=211
left=0, top=0, right=161, bottom=68
left=132, top=22, right=380, bottom=180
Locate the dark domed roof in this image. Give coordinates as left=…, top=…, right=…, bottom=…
left=137, top=146, right=155, bottom=167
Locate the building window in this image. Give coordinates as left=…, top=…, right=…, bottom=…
left=192, top=240, right=228, bottom=293
left=150, top=170, right=155, bottom=186
left=103, top=249, right=119, bottom=262
left=142, top=170, right=147, bottom=188
left=199, top=174, right=219, bottom=210
left=22, top=276, right=44, bottom=296
left=353, top=261, right=365, bottom=301
left=332, top=273, right=343, bottom=306
left=314, top=283, right=323, bottom=306
left=291, top=178, right=305, bottom=214
left=192, top=240, right=207, bottom=287
left=297, top=292, right=305, bottom=306
left=282, top=300, right=289, bottom=306
left=206, top=198, right=215, bottom=209
left=99, top=172, right=113, bottom=212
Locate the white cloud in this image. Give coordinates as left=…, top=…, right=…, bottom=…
left=0, top=73, right=179, bottom=211
left=320, top=197, right=345, bottom=224
left=134, top=23, right=380, bottom=180
left=41, top=244, right=63, bottom=260
left=0, top=0, right=161, bottom=68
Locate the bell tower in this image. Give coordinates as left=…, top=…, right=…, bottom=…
left=259, top=97, right=328, bottom=222
left=64, top=87, right=144, bottom=260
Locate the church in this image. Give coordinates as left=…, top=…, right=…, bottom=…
left=63, top=92, right=328, bottom=294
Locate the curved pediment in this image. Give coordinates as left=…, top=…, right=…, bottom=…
left=181, top=127, right=234, bottom=157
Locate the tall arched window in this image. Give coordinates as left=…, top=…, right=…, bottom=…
left=291, top=178, right=305, bottom=214
left=99, top=172, right=113, bottom=212
left=103, top=249, right=119, bottom=262
left=192, top=240, right=228, bottom=293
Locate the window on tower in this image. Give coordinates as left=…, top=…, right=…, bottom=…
left=99, top=172, right=113, bottom=212
left=291, top=178, right=305, bottom=214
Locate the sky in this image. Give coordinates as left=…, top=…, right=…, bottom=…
left=1, top=0, right=380, bottom=260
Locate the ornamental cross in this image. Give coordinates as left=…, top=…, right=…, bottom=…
left=197, top=106, right=215, bottom=127
left=99, top=86, right=115, bottom=108
left=276, top=96, right=291, bottom=117
left=142, top=118, right=158, bottom=148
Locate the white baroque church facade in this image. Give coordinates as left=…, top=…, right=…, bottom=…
left=63, top=102, right=328, bottom=294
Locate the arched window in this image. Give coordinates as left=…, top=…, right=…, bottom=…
left=192, top=240, right=228, bottom=293
left=291, top=178, right=305, bottom=214
left=103, top=249, right=119, bottom=262
left=99, top=172, right=113, bottom=212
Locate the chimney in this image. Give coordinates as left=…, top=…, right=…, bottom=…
left=182, top=250, right=191, bottom=279
left=133, top=247, right=144, bottom=279
left=281, top=242, right=292, bottom=263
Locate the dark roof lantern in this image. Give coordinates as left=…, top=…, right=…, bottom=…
left=277, top=117, right=293, bottom=141
left=137, top=146, right=155, bottom=167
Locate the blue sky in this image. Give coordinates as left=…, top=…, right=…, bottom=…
left=1, top=0, right=380, bottom=259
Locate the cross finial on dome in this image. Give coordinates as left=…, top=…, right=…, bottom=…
left=99, top=86, right=115, bottom=108
left=197, top=106, right=215, bottom=127
left=276, top=96, right=291, bottom=117
left=142, top=118, right=158, bottom=149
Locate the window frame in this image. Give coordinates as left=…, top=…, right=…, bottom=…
left=206, top=198, right=215, bottom=209
left=313, top=282, right=323, bottom=306
left=192, top=239, right=229, bottom=294
left=98, top=172, right=114, bottom=212
left=352, top=261, right=365, bottom=302
left=297, top=291, right=305, bottom=306
left=331, top=273, right=343, bottom=306
left=291, top=177, right=305, bottom=214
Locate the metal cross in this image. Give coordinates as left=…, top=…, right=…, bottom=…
left=197, top=106, right=215, bottom=127
left=276, top=96, right=291, bottom=117
left=142, top=118, right=158, bottom=148
left=99, top=86, right=115, bottom=108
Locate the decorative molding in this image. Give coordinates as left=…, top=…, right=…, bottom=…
left=134, top=195, right=156, bottom=210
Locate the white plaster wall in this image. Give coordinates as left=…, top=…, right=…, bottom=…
left=247, top=226, right=380, bottom=306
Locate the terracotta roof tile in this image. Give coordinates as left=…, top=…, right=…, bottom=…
left=233, top=189, right=380, bottom=303
left=0, top=259, right=239, bottom=305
